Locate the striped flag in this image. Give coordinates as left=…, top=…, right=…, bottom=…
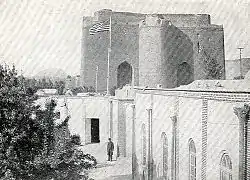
left=89, top=20, right=110, bottom=35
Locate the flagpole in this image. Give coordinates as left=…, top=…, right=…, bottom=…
left=106, top=15, right=112, bottom=96
left=95, top=65, right=98, bottom=93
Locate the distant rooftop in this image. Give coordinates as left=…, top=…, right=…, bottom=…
left=36, top=89, right=58, bottom=96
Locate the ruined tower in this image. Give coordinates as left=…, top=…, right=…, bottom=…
left=139, top=15, right=194, bottom=88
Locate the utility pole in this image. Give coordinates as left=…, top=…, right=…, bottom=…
left=237, top=47, right=244, bottom=78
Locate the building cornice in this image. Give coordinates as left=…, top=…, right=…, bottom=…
left=135, top=88, right=250, bottom=102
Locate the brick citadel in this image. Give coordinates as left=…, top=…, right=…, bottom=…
left=81, top=9, right=225, bottom=91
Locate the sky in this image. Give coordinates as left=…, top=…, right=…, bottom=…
left=0, top=0, right=249, bottom=76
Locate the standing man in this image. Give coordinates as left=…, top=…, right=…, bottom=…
left=107, top=138, right=114, bottom=161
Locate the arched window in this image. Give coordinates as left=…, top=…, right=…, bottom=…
left=220, top=153, right=232, bottom=180
left=189, top=139, right=196, bottom=180
left=161, top=132, right=168, bottom=179
left=141, top=124, right=146, bottom=165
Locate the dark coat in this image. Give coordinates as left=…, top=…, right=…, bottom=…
left=107, top=141, right=114, bottom=154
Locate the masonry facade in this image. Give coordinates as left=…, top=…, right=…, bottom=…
left=132, top=84, right=250, bottom=180
left=81, top=9, right=225, bottom=91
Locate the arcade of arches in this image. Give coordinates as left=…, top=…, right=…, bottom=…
left=140, top=131, right=234, bottom=180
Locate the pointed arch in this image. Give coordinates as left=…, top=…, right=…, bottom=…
left=117, top=61, right=132, bottom=88
left=220, top=153, right=232, bottom=180
left=189, top=138, right=196, bottom=180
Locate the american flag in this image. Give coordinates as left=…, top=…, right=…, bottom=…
left=89, top=20, right=110, bottom=35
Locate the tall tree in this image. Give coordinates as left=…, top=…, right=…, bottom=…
left=0, top=65, right=43, bottom=178
left=202, top=48, right=223, bottom=79
left=0, top=65, right=96, bottom=179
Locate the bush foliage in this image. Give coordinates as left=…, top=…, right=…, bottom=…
left=0, top=65, right=96, bottom=180
left=70, top=134, right=81, bottom=146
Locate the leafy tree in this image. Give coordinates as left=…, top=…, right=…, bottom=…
left=23, top=78, right=39, bottom=96
left=41, top=78, right=48, bottom=88
left=202, top=48, right=223, bottom=79
left=22, top=77, right=66, bottom=95
left=0, top=65, right=96, bottom=179
left=205, top=57, right=223, bottom=79
left=55, top=80, right=65, bottom=95
left=0, top=65, right=42, bottom=179
left=47, top=79, right=54, bottom=89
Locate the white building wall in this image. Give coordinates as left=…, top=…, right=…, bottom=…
left=134, top=89, right=246, bottom=180
left=117, top=102, right=131, bottom=157
left=178, top=97, right=202, bottom=180
left=112, top=100, right=119, bottom=159
left=135, top=93, right=152, bottom=175
left=126, top=104, right=133, bottom=157
left=84, top=98, right=110, bottom=143
left=134, top=92, right=176, bottom=178
left=54, top=97, right=110, bottom=145
left=152, top=94, right=176, bottom=179
left=44, top=96, right=111, bottom=162
left=207, top=100, right=240, bottom=180
left=65, top=98, right=85, bottom=144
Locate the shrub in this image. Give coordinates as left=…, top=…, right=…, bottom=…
left=71, top=134, right=81, bottom=145
left=30, top=142, right=97, bottom=180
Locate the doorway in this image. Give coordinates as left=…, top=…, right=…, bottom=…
left=117, top=61, right=132, bottom=88
left=91, top=118, right=100, bottom=143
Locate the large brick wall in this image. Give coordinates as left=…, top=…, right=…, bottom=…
left=139, top=15, right=194, bottom=88
left=81, top=10, right=142, bottom=91
left=177, top=26, right=225, bottom=80
left=81, top=9, right=225, bottom=91
left=162, top=14, right=211, bottom=27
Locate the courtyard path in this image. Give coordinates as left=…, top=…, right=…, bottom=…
left=87, top=157, right=132, bottom=180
